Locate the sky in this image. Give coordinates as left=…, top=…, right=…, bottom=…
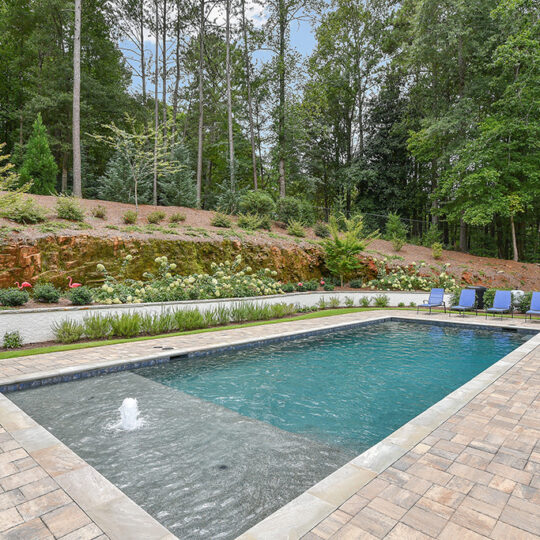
left=122, top=3, right=318, bottom=96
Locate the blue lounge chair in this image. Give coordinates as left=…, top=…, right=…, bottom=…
left=417, top=288, right=446, bottom=314
left=526, top=292, right=540, bottom=321
left=450, top=289, right=477, bottom=316
left=485, top=290, right=513, bottom=319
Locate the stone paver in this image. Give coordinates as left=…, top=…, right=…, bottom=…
left=0, top=310, right=537, bottom=539
left=299, top=315, right=540, bottom=540
left=0, top=426, right=107, bottom=540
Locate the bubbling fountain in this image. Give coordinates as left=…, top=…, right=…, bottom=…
left=118, top=398, right=142, bottom=430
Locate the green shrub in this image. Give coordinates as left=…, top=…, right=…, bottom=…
left=210, top=212, right=231, bottom=228
left=360, top=296, right=371, bottom=307
left=3, top=330, right=23, bottom=349
left=0, top=288, right=29, bottom=306
left=349, top=278, right=363, bottom=288
left=398, top=302, right=405, bottom=307
left=52, top=319, right=84, bottom=343
left=122, top=210, right=138, bottom=224
left=33, top=283, right=61, bottom=303
left=169, top=212, right=186, bottom=223
left=147, top=210, right=166, bottom=224
left=432, top=242, right=443, bottom=260
left=56, top=196, right=85, bottom=222
left=323, top=215, right=379, bottom=286
left=91, top=205, right=107, bottom=219
left=323, top=283, right=335, bottom=291
left=517, top=292, right=533, bottom=313
left=391, top=235, right=405, bottom=252
left=239, top=190, right=276, bottom=217
left=297, top=280, right=318, bottom=292
left=68, top=286, right=93, bottom=305
left=238, top=213, right=263, bottom=230
left=385, top=213, right=408, bottom=243
left=422, top=224, right=442, bottom=247
left=277, top=196, right=314, bottom=225
left=287, top=220, right=305, bottom=238
left=344, top=296, right=354, bottom=307
left=373, top=294, right=390, bottom=307
left=281, top=283, right=295, bottom=293
left=409, top=301, right=416, bottom=307
left=19, top=114, right=58, bottom=194
left=8, top=198, right=47, bottom=224
left=314, top=222, right=330, bottom=238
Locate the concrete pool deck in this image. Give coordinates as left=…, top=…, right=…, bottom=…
left=0, top=310, right=538, bottom=539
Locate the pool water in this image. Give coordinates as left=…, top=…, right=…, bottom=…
left=10, top=321, right=528, bottom=539
left=138, top=320, right=526, bottom=452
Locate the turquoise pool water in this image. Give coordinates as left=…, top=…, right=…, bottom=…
left=11, top=320, right=529, bottom=539
left=139, top=320, right=527, bottom=453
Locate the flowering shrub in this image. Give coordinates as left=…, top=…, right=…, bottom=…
left=92, top=255, right=285, bottom=304
left=367, top=259, right=457, bottom=292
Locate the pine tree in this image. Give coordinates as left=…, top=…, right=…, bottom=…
left=159, top=143, right=197, bottom=207
left=19, top=114, right=58, bottom=194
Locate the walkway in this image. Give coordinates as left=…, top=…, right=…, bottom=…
left=0, top=310, right=538, bottom=539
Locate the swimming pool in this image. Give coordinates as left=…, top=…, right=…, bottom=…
left=10, top=320, right=529, bottom=539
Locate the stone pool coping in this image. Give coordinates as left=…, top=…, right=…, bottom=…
left=0, top=312, right=536, bottom=393
left=0, top=311, right=538, bottom=539
left=0, top=393, right=176, bottom=539
left=237, top=318, right=540, bottom=540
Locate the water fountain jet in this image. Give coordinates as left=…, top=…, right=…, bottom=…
left=118, top=397, right=141, bottom=430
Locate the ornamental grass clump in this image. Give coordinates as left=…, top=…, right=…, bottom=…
left=52, top=319, right=84, bottom=343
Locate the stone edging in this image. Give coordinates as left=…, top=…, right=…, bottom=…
left=0, top=393, right=176, bottom=539
left=235, top=322, right=540, bottom=539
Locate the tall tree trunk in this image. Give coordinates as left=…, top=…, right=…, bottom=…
left=61, top=152, right=68, bottom=192
left=171, top=1, right=181, bottom=143
left=277, top=0, right=286, bottom=198
left=162, top=0, right=167, bottom=146
left=153, top=0, right=159, bottom=206
left=196, top=0, right=205, bottom=206
left=510, top=215, right=519, bottom=262
left=72, top=0, right=82, bottom=197
left=140, top=1, right=146, bottom=104
left=225, top=0, right=235, bottom=193
left=459, top=218, right=468, bottom=252
left=240, top=0, right=257, bottom=189
left=255, top=95, right=264, bottom=186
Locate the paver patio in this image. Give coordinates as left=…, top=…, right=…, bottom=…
left=0, top=310, right=538, bottom=539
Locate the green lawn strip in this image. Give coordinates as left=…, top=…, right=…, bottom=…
left=0, top=307, right=378, bottom=360
left=1, top=306, right=535, bottom=361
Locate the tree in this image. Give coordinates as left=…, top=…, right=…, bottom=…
left=72, top=0, right=82, bottom=196
left=20, top=114, right=58, bottom=194
left=323, top=214, right=379, bottom=286
left=92, top=116, right=182, bottom=209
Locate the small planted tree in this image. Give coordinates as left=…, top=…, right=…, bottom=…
left=91, top=115, right=182, bottom=210
left=20, top=114, right=58, bottom=194
left=323, top=214, right=379, bottom=286
left=385, top=213, right=408, bottom=251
